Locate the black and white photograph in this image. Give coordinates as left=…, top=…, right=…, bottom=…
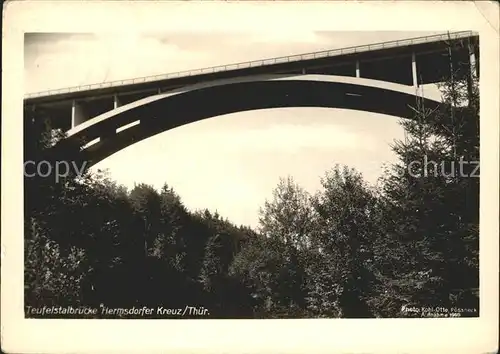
left=2, top=1, right=499, bottom=353
left=23, top=29, right=481, bottom=319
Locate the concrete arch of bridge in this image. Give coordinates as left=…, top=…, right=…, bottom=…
left=64, top=75, right=443, bottom=166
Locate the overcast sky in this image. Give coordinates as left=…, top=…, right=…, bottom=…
left=24, top=31, right=441, bottom=228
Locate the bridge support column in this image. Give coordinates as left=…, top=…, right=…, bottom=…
left=113, top=94, right=121, bottom=109
left=466, top=41, right=478, bottom=107
left=468, top=42, right=478, bottom=78
left=355, top=61, right=360, bottom=78
left=71, top=100, right=88, bottom=128
left=411, top=52, right=418, bottom=88
left=302, top=68, right=306, bottom=75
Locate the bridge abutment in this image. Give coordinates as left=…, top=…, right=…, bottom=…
left=25, top=31, right=478, bottom=146
left=113, top=94, right=121, bottom=109
left=468, top=42, right=478, bottom=78
left=411, top=52, right=418, bottom=88
left=71, top=100, right=89, bottom=128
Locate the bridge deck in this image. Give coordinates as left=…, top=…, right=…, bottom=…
left=25, top=31, right=477, bottom=101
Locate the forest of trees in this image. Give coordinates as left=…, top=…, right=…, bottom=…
left=24, top=42, right=479, bottom=319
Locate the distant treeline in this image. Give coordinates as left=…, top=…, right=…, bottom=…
left=24, top=45, right=479, bottom=318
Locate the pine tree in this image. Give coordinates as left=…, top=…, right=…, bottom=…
left=374, top=35, right=480, bottom=315
left=199, top=234, right=224, bottom=292
left=129, top=183, right=163, bottom=256
left=259, top=176, right=315, bottom=250
left=308, top=165, right=378, bottom=318
left=256, top=176, right=313, bottom=315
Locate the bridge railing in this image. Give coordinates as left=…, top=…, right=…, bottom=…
left=25, top=30, right=476, bottom=99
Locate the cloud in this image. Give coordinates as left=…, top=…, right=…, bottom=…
left=26, top=32, right=410, bottom=227
left=178, top=122, right=374, bottom=154
left=25, top=32, right=216, bottom=92
left=313, top=30, right=445, bottom=49
left=92, top=114, right=399, bottom=228
left=248, top=30, right=322, bottom=44
left=23, top=31, right=351, bottom=93
left=24, top=33, right=97, bottom=47
left=25, top=30, right=444, bottom=93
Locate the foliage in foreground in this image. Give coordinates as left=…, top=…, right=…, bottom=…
left=24, top=43, right=479, bottom=318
